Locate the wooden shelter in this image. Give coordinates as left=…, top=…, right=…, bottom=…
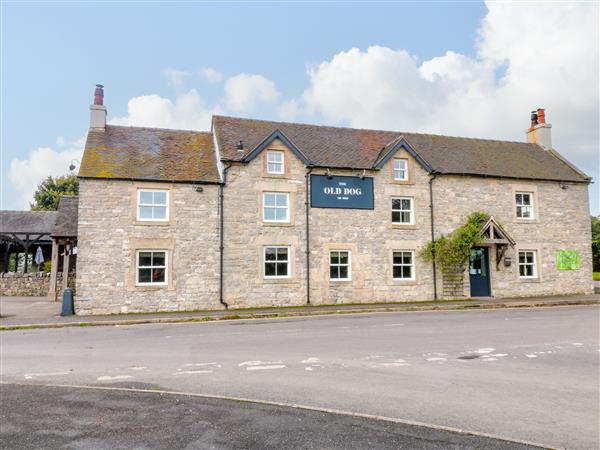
left=48, top=196, right=79, bottom=301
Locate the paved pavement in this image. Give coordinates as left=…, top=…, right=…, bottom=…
left=1, top=306, right=599, bottom=449
left=0, top=384, right=538, bottom=450
left=1, top=293, right=598, bottom=328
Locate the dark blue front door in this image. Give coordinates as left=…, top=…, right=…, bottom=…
left=469, top=247, right=491, bottom=297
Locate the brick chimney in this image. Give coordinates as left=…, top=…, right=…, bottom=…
left=90, top=84, right=106, bottom=131
left=526, top=108, right=552, bottom=149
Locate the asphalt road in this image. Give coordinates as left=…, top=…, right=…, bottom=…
left=1, top=306, right=598, bottom=449
left=0, top=384, right=538, bottom=450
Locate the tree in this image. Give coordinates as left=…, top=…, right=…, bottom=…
left=30, top=174, right=79, bottom=211
left=592, top=215, right=600, bottom=272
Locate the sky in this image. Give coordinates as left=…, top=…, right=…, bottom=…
left=1, top=1, right=598, bottom=214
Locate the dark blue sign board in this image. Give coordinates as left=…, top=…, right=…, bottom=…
left=310, top=174, right=374, bottom=209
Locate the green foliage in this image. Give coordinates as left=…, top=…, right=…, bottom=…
left=591, top=216, right=600, bottom=272
left=42, top=260, right=52, bottom=273
left=30, top=174, right=79, bottom=211
left=421, top=212, right=490, bottom=270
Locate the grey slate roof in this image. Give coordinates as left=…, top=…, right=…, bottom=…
left=79, top=125, right=221, bottom=183
left=0, top=210, right=58, bottom=235
left=52, top=196, right=78, bottom=238
left=213, top=116, right=590, bottom=183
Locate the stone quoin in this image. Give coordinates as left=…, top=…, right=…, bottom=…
left=74, top=86, right=593, bottom=314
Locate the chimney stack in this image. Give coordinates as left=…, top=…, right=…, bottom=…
left=526, top=107, right=552, bottom=149
left=90, top=84, right=107, bottom=131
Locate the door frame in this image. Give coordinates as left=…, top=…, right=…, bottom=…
left=469, top=246, right=492, bottom=297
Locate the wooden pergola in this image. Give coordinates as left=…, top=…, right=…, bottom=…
left=48, top=196, right=79, bottom=301
left=0, top=210, right=57, bottom=273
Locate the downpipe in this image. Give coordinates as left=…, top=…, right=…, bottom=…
left=305, top=167, right=313, bottom=304
left=429, top=173, right=438, bottom=300
left=218, top=163, right=233, bottom=310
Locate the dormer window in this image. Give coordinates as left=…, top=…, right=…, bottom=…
left=267, top=150, right=284, bottom=174
left=393, top=158, right=408, bottom=181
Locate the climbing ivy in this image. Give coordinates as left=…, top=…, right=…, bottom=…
left=421, top=211, right=490, bottom=271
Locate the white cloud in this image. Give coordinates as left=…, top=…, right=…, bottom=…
left=8, top=137, right=85, bottom=209
left=224, top=73, right=279, bottom=114
left=110, top=89, right=219, bottom=130
left=163, top=68, right=189, bottom=90
left=199, top=67, right=223, bottom=83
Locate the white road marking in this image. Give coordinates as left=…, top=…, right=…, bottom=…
left=305, top=367, right=313, bottom=371
left=476, top=348, right=495, bottom=354
left=129, top=366, right=147, bottom=371
left=173, top=370, right=213, bottom=375
left=572, top=343, right=584, bottom=347
left=426, top=357, right=447, bottom=362
left=97, top=375, right=133, bottom=381
left=246, top=365, right=286, bottom=371
left=184, top=362, right=221, bottom=368
left=490, top=354, right=508, bottom=357
left=525, top=354, right=537, bottom=358
left=301, top=357, right=320, bottom=364
left=23, top=371, right=71, bottom=379
left=383, top=323, right=405, bottom=327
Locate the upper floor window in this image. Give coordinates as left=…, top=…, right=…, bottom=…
left=136, top=250, right=167, bottom=285
left=267, top=150, right=285, bottom=174
left=264, top=246, right=290, bottom=278
left=263, top=192, right=289, bottom=222
left=393, top=158, right=408, bottom=181
left=515, top=192, right=534, bottom=219
left=393, top=251, right=415, bottom=280
left=330, top=250, right=351, bottom=280
left=392, top=197, right=414, bottom=224
left=518, top=250, right=538, bottom=278
left=137, top=189, right=169, bottom=221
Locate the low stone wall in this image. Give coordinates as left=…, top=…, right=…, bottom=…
left=0, top=272, right=75, bottom=297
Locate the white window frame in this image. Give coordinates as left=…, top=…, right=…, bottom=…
left=266, top=150, right=285, bottom=174
left=515, top=192, right=534, bottom=220
left=392, top=250, right=415, bottom=280
left=263, top=246, right=291, bottom=279
left=329, top=250, right=351, bottom=281
left=137, top=189, right=169, bottom=222
left=392, top=197, right=414, bottom=225
left=518, top=250, right=538, bottom=279
left=136, top=250, right=168, bottom=286
left=393, top=158, right=408, bottom=181
left=262, top=192, right=290, bottom=223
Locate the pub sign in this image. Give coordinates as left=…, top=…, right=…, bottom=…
left=310, top=174, right=374, bottom=209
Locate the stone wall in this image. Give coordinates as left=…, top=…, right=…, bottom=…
left=75, top=179, right=221, bottom=315
left=0, top=272, right=74, bottom=297
left=76, top=143, right=593, bottom=314
left=433, top=176, right=593, bottom=298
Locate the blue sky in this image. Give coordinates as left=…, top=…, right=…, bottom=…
left=2, top=2, right=598, bottom=213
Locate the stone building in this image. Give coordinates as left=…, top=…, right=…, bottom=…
left=76, top=86, right=593, bottom=314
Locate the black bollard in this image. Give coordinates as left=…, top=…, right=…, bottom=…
left=61, top=288, right=75, bottom=316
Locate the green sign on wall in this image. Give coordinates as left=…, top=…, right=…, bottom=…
left=556, top=250, right=580, bottom=270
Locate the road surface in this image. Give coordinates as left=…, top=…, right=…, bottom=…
left=1, top=306, right=598, bottom=448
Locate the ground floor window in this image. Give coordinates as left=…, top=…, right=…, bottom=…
left=330, top=250, right=351, bottom=280
left=264, top=246, right=289, bottom=278
left=136, top=250, right=167, bottom=285
left=393, top=251, right=414, bottom=279
left=519, top=250, right=537, bottom=278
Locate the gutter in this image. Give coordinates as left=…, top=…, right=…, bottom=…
left=429, top=173, right=438, bottom=301
left=305, top=167, right=314, bottom=304
left=218, top=163, right=233, bottom=310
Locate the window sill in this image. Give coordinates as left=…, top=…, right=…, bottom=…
left=263, top=278, right=298, bottom=284
left=391, top=279, right=417, bottom=285
left=328, top=279, right=352, bottom=284
left=262, top=174, right=290, bottom=179
left=518, top=277, right=541, bottom=283
left=392, top=223, right=417, bottom=230
left=135, top=221, right=171, bottom=227
left=389, top=179, right=415, bottom=185
left=514, top=218, right=539, bottom=224
left=262, top=222, right=295, bottom=227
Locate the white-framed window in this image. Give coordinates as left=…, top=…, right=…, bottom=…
left=393, top=158, right=408, bottom=181
left=136, top=250, right=167, bottom=286
left=392, top=197, right=413, bottom=224
left=516, top=192, right=534, bottom=219
left=137, top=189, right=169, bottom=221
left=329, top=250, right=351, bottom=280
left=393, top=251, right=415, bottom=280
left=264, top=246, right=290, bottom=278
left=263, top=192, right=289, bottom=222
left=518, top=250, right=538, bottom=278
left=267, top=150, right=285, bottom=174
